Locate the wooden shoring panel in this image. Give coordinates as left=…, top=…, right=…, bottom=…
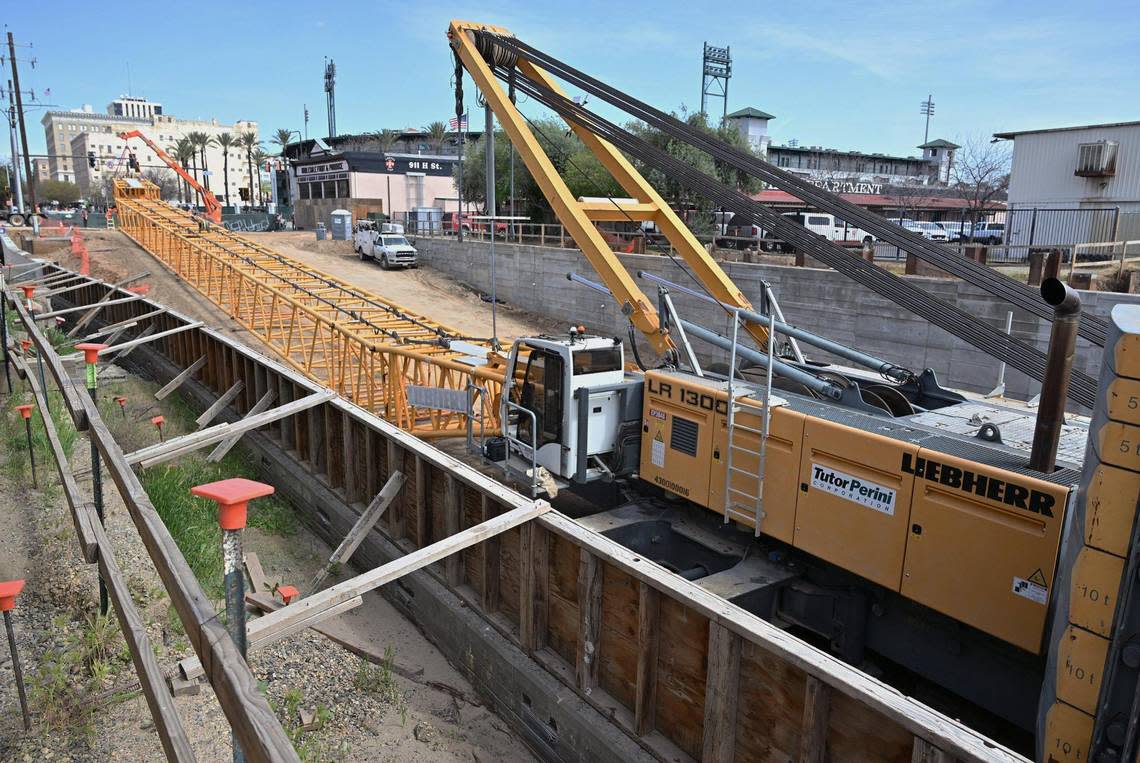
left=497, top=523, right=522, bottom=627
left=519, top=520, right=550, bottom=655
left=576, top=550, right=603, bottom=691
left=443, top=474, right=464, bottom=587
left=732, top=637, right=806, bottom=760
left=462, top=483, right=483, bottom=596
left=480, top=495, right=501, bottom=614
left=413, top=455, right=430, bottom=548
left=598, top=561, right=639, bottom=711
left=634, top=582, right=661, bottom=736
left=828, top=683, right=914, bottom=762
left=702, top=621, right=742, bottom=763
left=545, top=530, right=581, bottom=666
left=325, top=404, right=344, bottom=491
left=341, top=410, right=358, bottom=504
left=386, top=439, right=406, bottom=539
left=654, top=595, right=709, bottom=760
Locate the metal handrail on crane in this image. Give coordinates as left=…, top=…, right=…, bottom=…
left=118, top=130, right=223, bottom=224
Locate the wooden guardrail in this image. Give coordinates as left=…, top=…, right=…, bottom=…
left=40, top=258, right=1028, bottom=762
left=3, top=255, right=298, bottom=762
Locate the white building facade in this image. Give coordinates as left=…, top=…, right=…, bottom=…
left=42, top=96, right=258, bottom=204
left=995, top=120, right=1140, bottom=245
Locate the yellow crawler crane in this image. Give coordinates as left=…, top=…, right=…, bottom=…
left=112, top=178, right=505, bottom=436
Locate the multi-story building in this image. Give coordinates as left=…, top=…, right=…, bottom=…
left=42, top=96, right=258, bottom=203
left=32, top=158, right=50, bottom=183
left=726, top=105, right=955, bottom=187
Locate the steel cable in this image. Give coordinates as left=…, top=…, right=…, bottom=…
left=481, top=32, right=1108, bottom=348
left=492, top=66, right=1097, bottom=408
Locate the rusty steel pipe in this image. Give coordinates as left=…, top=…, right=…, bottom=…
left=1029, top=278, right=1082, bottom=473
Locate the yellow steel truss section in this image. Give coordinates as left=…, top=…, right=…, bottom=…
left=449, top=20, right=770, bottom=349
left=112, top=179, right=503, bottom=437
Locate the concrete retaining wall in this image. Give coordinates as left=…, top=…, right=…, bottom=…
left=415, top=236, right=1140, bottom=404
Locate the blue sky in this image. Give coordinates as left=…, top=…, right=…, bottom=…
left=4, top=0, right=1138, bottom=161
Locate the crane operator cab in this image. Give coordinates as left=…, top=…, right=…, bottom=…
left=498, top=328, right=644, bottom=495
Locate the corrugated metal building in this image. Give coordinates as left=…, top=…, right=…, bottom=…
left=994, top=120, right=1140, bottom=245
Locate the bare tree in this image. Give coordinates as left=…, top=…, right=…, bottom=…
left=142, top=168, right=180, bottom=201
left=950, top=135, right=1011, bottom=224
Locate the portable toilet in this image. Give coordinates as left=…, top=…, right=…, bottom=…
left=329, top=209, right=352, bottom=240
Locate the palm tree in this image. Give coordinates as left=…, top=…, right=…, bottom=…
left=238, top=132, right=261, bottom=207
left=422, top=121, right=448, bottom=153
left=168, top=138, right=197, bottom=203
left=271, top=128, right=294, bottom=158
left=187, top=131, right=211, bottom=191
left=215, top=132, right=237, bottom=205
left=252, top=148, right=269, bottom=205
left=370, top=128, right=400, bottom=155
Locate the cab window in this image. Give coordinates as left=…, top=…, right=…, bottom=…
left=572, top=347, right=621, bottom=375
left=517, top=348, right=564, bottom=448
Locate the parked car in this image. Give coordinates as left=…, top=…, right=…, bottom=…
left=969, top=222, right=1006, bottom=245
left=718, top=211, right=876, bottom=252
left=442, top=212, right=506, bottom=236
left=886, top=218, right=949, bottom=242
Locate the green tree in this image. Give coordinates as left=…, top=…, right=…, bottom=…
left=39, top=179, right=81, bottom=205
left=187, top=131, right=210, bottom=191
left=252, top=148, right=270, bottom=205
left=455, top=119, right=622, bottom=222
left=370, top=128, right=400, bottom=154
left=238, top=132, right=261, bottom=207
left=215, top=132, right=236, bottom=205
left=271, top=128, right=294, bottom=157
left=423, top=121, right=448, bottom=153
left=168, top=138, right=197, bottom=203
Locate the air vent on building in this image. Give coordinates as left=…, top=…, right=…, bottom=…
left=670, top=416, right=699, bottom=457
left=1075, top=141, right=1118, bottom=177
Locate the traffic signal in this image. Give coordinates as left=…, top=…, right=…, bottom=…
left=238, top=187, right=250, bottom=201
left=128, top=152, right=140, bottom=172
left=88, top=151, right=96, bottom=168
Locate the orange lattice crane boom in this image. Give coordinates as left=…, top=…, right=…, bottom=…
left=118, top=130, right=223, bottom=224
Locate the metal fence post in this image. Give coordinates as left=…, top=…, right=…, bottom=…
left=13, top=404, right=36, bottom=488
left=1, top=579, right=30, bottom=730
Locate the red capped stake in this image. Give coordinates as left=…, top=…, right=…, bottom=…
left=0, top=580, right=24, bottom=612
left=19, top=339, right=30, bottom=355
left=151, top=415, right=165, bottom=441
left=18, top=284, right=35, bottom=302
left=74, top=342, right=107, bottom=365
left=191, top=477, right=275, bottom=530
left=277, top=585, right=299, bottom=605
left=14, top=404, right=33, bottom=420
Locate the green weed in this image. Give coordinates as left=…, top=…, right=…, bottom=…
left=140, top=448, right=296, bottom=598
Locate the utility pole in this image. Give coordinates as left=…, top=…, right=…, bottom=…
left=920, top=94, right=935, bottom=145
left=6, top=82, right=24, bottom=212
left=7, top=33, right=36, bottom=211
left=303, top=104, right=309, bottom=140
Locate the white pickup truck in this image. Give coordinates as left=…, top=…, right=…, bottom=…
left=353, top=222, right=418, bottom=269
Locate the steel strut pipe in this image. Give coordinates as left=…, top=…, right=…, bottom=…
left=565, top=271, right=843, bottom=399
left=3, top=610, right=30, bottom=730
left=1029, top=278, right=1081, bottom=473
left=679, top=320, right=844, bottom=400
left=190, top=477, right=274, bottom=763
left=636, top=270, right=913, bottom=383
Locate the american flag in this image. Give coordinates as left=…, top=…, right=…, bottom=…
left=448, top=114, right=468, bottom=131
